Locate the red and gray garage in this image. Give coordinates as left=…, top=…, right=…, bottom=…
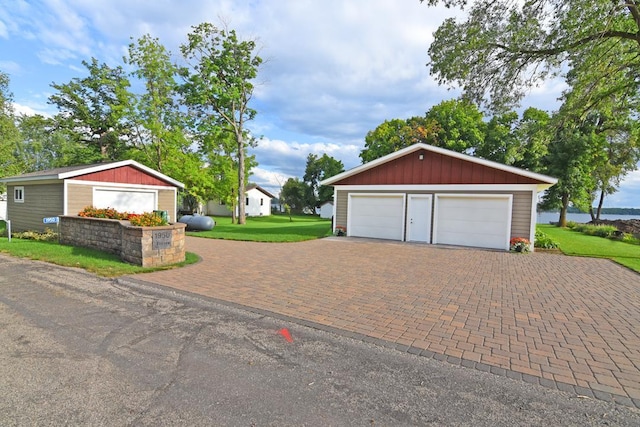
left=321, top=143, right=557, bottom=251
left=0, top=160, right=184, bottom=232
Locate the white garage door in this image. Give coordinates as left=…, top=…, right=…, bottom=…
left=94, top=188, right=157, bottom=214
left=348, top=194, right=405, bottom=240
left=434, top=195, right=511, bottom=250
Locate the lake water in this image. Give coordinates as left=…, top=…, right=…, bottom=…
left=536, top=212, right=640, bottom=224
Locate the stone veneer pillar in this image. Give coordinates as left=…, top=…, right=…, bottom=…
left=60, top=216, right=186, bottom=267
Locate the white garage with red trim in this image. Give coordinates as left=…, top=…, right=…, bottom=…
left=321, top=143, right=557, bottom=251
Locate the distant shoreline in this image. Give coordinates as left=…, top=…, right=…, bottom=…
left=539, top=209, right=640, bottom=216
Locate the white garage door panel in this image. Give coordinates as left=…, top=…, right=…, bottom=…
left=94, top=188, right=156, bottom=213
left=349, top=195, right=404, bottom=240
left=435, top=196, right=511, bottom=250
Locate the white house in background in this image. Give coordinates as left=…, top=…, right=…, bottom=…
left=0, top=193, right=7, bottom=220
left=319, top=201, right=333, bottom=219
left=206, top=185, right=275, bottom=217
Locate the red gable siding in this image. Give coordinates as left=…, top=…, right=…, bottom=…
left=72, top=165, right=172, bottom=186
left=333, top=149, right=541, bottom=185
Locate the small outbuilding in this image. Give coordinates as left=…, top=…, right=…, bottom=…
left=0, top=160, right=184, bottom=232
left=205, top=185, right=275, bottom=217
left=319, top=201, right=334, bottom=219
left=320, top=143, right=557, bottom=251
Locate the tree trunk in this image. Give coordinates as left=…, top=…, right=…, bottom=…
left=558, top=192, right=569, bottom=227
left=595, top=190, right=605, bottom=221
left=237, top=132, right=246, bottom=225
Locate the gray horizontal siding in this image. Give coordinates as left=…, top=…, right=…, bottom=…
left=7, top=183, right=64, bottom=232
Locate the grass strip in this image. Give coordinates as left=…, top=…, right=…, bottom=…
left=187, top=214, right=333, bottom=242
left=0, top=220, right=198, bottom=277
left=538, top=224, right=640, bottom=273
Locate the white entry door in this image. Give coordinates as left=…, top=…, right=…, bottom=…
left=407, top=195, right=432, bottom=243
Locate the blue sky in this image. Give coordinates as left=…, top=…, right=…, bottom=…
left=1, top=0, right=639, bottom=207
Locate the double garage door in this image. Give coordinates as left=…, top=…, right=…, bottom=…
left=347, top=194, right=512, bottom=250
left=93, top=188, right=157, bottom=213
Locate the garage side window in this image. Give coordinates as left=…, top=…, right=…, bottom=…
left=14, top=186, right=24, bottom=203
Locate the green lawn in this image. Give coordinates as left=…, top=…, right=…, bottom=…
left=538, top=224, right=640, bottom=273
left=187, top=214, right=333, bottom=242
left=0, top=220, right=198, bottom=277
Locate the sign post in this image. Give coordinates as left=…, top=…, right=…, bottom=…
left=43, top=217, right=59, bottom=225
left=43, top=217, right=60, bottom=242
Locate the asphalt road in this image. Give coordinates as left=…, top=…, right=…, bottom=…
left=1, top=255, right=639, bottom=426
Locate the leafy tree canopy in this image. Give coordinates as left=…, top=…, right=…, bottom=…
left=425, top=99, right=485, bottom=152
left=180, top=23, right=263, bottom=224
left=280, top=178, right=311, bottom=214
left=0, top=71, right=23, bottom=183
left=424, top=0, right=640, bottom=114
left=49, top=58, right=133, bottom=161
left=303, top=153, right=344, bottom=206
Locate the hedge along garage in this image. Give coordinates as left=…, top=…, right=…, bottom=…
left=320, top=143, right=557, bottom=251
left=0, top=160, right=184, bottom=233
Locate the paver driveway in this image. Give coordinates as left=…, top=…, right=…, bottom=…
left=126, top=236, right=640, bottom=406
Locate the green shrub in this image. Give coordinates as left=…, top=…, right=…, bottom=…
left=534, top=230, right=559, bottom=249
left=592, top=225, right=617, bottom=238
left=621, top=234, right=640, bottom=245
left=572, top=224, right=588, bottom=233
left=566, top=221, right=577, bottom=229
left=12, top=228, right=59, bottom=242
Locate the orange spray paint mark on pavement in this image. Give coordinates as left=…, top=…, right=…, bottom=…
left=278, top=328, right=293, bottom=342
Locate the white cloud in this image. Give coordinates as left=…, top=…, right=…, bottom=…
left=12, top=102, right=52, bottom=117
left=37, top=48, right=78, bottom=66
left=0, top=60, right=21, bottom=75
left=0, top=19, right=7, bottom=39
left=249, top=167, right=290, bottom=198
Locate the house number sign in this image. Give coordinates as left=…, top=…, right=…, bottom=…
left=152, top=230, right=172, bottom=250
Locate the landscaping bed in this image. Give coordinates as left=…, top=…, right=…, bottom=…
left=589, top=219, right=640, bottom=237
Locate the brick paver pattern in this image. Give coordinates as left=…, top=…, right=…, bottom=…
left=131, top=237, right=640, bottom=402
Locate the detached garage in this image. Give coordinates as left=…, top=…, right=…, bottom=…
left=320, top=143, right=557, bottom=251
left=0, top=160, right=184, bottom=232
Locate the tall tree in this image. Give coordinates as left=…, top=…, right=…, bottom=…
left=360, top=117, right=439, bottom=163
left=125, top=34, right=214, bottom=209
left=424, top=99, right=485, bottom=153
left=180, top=23, right=263, bottom=225
left=582, top=110, right=640, bottom=220
left=303, top=153, right=344, bottom=208
left=540, top=113, right=598, bottom=226
left=202, top=129, right=257, bottom=223
left=15, top=114, right=82, bottom=171
left=512, top=107, right=552, bottom=172
left=474, top=111, right=519, bottom=165
left=424, top=1, right=640, bottom=114
left=280, top=178, right=311, bottom=214
left=49, top=58, right=132, bottom=162
left=0, top=71, right=23, bottom=185
left=125, top=34, right=187, bottom=173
